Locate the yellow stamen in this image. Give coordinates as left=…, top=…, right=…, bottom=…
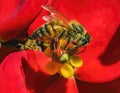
left=70, top=55, right=83, bottom=67
left=60, top=63, right=74, bottom=78
left=45, top=61, right=60, bottom=75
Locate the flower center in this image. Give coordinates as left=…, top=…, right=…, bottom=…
left=45, top=53, right=83, bottom=78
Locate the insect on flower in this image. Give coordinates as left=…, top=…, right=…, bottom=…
left=20, top=5, right=92, bottom=78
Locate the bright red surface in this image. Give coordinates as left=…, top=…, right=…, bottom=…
left=0, top=0, right=52, bottom=41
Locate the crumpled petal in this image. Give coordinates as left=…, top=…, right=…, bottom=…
left=0, top=50, right=79, bottom=93
left=0, top=0, right=49, bottom=42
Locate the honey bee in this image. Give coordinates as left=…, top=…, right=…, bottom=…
left=20, top=5, right=91, bottom=55
left=31, top=19, right=91, bottom=54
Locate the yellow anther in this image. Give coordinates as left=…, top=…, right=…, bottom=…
left=45, top=61, right=60, bottom=75
left=69, top=55, right=83, bottom=67
left=60, top=63, right=74, bottom=78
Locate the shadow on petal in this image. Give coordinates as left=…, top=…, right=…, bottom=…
left=22, top=57, right=67, bottom=93
left=0, top=46, right=17, bottom=63
left=76, top=78, right=120, bottom=93
left=99, top=25, right=120, bottom=65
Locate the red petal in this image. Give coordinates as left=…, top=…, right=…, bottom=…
left=0, top=51, right=29, bottom=93
left=76, top=59, right=120, bottom=82
left=52, top=0, right=120, bottom=23
left=76, top=78, right=120, bottom=93
left=0, top=50, right=78, bottom=93
left=0, top=0, right=48, bottom=41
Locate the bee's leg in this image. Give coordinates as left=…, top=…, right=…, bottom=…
left=57, top=30, right=66, bottom=40
left=52, top=38, right=61, bottom=52
left=50, top=39, right=57, bottom=50
left=50, top=39, right=60, bottom=60
left=77, top=46, right=86, bottom=54
left=69, top=45, right=80, bottom=55
left=36, top=40, right=45, bottom=51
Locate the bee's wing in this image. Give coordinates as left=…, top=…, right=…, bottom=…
left=41, top=5, right=69, bottom=23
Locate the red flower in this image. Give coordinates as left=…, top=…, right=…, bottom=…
left=0, top=0, right=120, bottom=93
